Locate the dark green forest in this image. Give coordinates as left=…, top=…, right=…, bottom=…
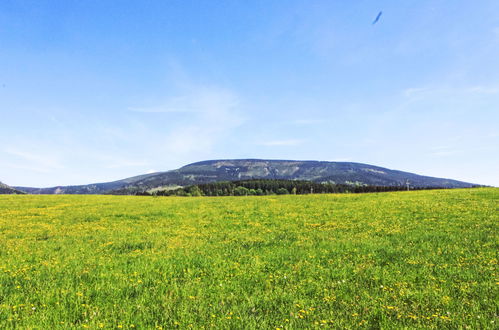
left=126, top=179, right=443, bottom=197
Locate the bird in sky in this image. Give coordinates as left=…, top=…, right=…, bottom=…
left=372, top=11, right=383, bottom=25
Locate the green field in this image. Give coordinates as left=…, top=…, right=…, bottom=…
left=0, top=188, right=497, bottom=328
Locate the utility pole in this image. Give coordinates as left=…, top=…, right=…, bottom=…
left=406, top=180, right=410, bottom=191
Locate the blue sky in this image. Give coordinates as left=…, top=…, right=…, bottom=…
left=1, top=0, right=498, bottom=187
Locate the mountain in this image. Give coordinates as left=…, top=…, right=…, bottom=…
left=15, top=159, right=477, bottom=195
left=0, top=181, right=25, bottom=194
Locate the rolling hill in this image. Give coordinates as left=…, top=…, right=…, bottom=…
left=0, top=182, right=25, bottom=194
left=15, top=159, right=477, bottom=195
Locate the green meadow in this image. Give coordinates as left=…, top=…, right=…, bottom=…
left=0, top=188, right=497, bottom=329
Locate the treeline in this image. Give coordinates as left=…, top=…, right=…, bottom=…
left=135, top=179, right=443, bottom=197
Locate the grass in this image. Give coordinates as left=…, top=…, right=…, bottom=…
left=0, top=188, right=497, bottom=328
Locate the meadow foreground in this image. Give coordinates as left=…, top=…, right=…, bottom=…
left=0, top=188, right=497, bottom=328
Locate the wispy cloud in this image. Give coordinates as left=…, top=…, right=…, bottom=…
left=493, top=27, right=499, bottom=40
left=128, top=105, right=192, bottom=113
left=403, top=84, right=499, bottom=99
left=1, top=162, right=53, bottom=174
left=426, top=144, right=495, bottom=158
left=259, top=139, right=304, bottom=147
left=291, top=119, right=324, bottom=125
left=327, top=157, right=352, bottom=162
left=130, top=85, right=241, bottom=115
left=466, top=86, right=499, bottom=95
left=429, top=150, right=460, bottom=157
left=429, top=145, right=452, bottom=151
left=104, top=160, right=149, bottom=169
left=129, top=95, right=210, bottom=113
left=135, top=85, right=246, bottom=156
left=403, top=87, right=431, bottom=98
left=3, top=148, right=64, bottom=170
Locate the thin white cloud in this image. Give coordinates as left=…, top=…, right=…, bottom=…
left=128, top=97, right=200, bottom=113
left=128, top=106, right=190, bottom=113
left=466, top=86, right=499, bottom=95
left=1, top=162, right=53, bottom=174
left=2, top=82, right=247, bottom=187
left=292, top=119, right=324, bottom=125
left=429, top=150, right=459, bottom=157
left=403, top=87, right=431, bottom=98
left=494, top=27, right=499, bottom=39
left=3, top=148, right=64, bottom=170
left=429, top=146, right=452, bottom=152
left=403, top=85, right=499, bottom=99
left=140, top=85, right=245, bottom=155
left=259, top=139, right=304, bottom=147
left=105, top=160, right=149, bottom=169
left=130, top=86, right=241, bottom=115
left=327, top=158, right=352, bottom=162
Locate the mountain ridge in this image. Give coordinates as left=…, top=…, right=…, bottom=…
left=14, top=159, right=478, bottom=195
left=0, top=181, right=25, bottom=194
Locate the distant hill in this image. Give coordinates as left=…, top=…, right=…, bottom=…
left=0, top=182, right=25, bottom=194
left=15, top=159, right=477, bottom=195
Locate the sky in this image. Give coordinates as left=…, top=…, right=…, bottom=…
left=1, top=0, right=498, bottom=187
